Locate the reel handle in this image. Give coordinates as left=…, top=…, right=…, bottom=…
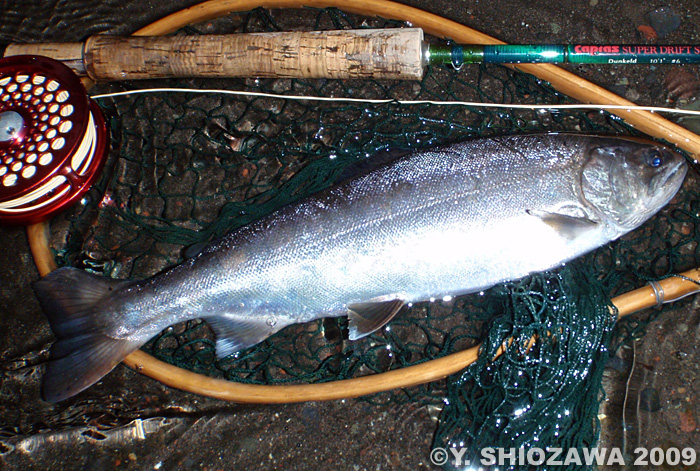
left=5, top=29, right=425, bottom=81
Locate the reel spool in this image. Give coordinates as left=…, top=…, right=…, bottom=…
left=0, top=55, right=108, bottom=225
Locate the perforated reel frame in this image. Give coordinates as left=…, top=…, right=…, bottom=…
left=0, top=55, right=108, bottom=225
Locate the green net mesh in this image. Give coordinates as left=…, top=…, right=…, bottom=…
left=34, top=6, right=700, bottom=469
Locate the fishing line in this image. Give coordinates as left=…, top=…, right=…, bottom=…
left=91, top=87, right=700, bottom=118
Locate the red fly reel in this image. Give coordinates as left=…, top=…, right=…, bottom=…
left=0, top=55, right=108, bottom=225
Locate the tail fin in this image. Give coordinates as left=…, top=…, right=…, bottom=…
left=33, top=267, right=137, bottom=402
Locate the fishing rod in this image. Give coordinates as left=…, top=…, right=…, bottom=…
left=4, top=28, right=700, bottom=82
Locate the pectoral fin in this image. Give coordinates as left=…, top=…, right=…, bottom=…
left=347, top=299, right=405, bottom=340
left=527, top=209, right=598, bottom=240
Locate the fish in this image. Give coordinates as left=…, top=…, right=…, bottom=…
left=33, top=133, right=687, bottom=401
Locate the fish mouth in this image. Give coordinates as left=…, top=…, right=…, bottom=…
left=652, top=157, right=687, bottom=200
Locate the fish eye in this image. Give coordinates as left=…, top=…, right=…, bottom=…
left=648, top=151, right=663, bottom=168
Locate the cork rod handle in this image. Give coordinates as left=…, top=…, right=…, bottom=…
left=5, top=29, right=426, bottom=81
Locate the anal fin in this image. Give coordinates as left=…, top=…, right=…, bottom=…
left=204, top=315, right=290, bottom=359
left=347, top=299, right=405, bottom=340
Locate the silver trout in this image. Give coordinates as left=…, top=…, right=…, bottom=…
left=34, top=134, right=687, bottom=401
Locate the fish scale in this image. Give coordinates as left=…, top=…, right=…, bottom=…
left=33, top=133, right=687, bottom=401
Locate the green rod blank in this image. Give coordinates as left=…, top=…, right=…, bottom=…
left=428, top=44, right=700, bottom=67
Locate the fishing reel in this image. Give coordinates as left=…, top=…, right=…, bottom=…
left=0, top=55, right=108, bottom=225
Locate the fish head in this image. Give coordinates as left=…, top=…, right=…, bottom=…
left=580, top=137, right=687, bottom=231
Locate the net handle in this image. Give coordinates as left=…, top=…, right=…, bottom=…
left=26, top=0, right=700, bottom=403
